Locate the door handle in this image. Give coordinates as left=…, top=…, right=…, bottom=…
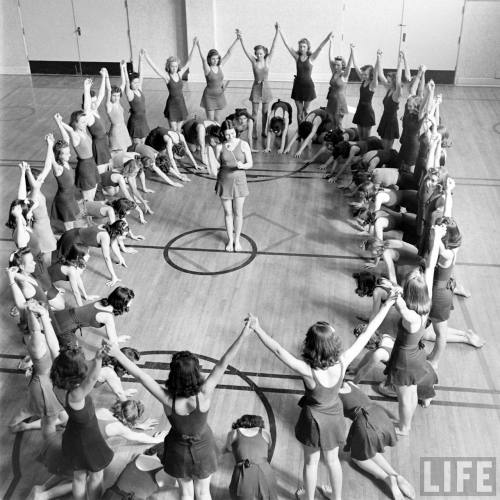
left=75, top=26, right=81, bottom=36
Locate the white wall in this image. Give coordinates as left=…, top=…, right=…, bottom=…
left=455, top=0, right=500, bottom=85
left=128, top=0, right=187, bottom=78
left=0, top=0, right=29, bottom=74
left=186, top=0, right=342, bottom=82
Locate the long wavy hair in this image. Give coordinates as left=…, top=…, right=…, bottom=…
left=301, top=321, right=342, bottom=369
left=165, top=351, right=205, bottom=398
left=402, top=267, right=431, bottom=316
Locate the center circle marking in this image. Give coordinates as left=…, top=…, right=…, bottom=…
left=163, top=228, right=258, bottom=275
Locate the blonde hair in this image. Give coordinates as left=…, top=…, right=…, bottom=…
left=165, top=56, right=180, bottom=74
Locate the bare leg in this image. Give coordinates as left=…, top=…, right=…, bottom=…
left=303, top=100, right=312, bottom=120
left=27, top=482, right=73, bottom=500
left=302, top=445, right=321, bottom=500
left=177, top=477, right=195, bottom=500
left=206, top=109, right=215, bottom=121
left=233, top=197, right=245, bottom=251
left=193, top=476, right=212, bottom=500
left=352, top=457, right=404, bottom=500
left=427, top=320, right=447, bottom=370
left=251, top=102, right=259, bottom=139
left=214, top=109, right=224, bottom=123
left=221, top=199, right=234, bottom=251
left=10, top=410, right=41, bottom=432
left=295, top=101, right=304, bottom=126
left=86, top=470, right=103, bottom=500
left=72, top=470, right=87, bottom=500
left=395, top=385, right=418, bottom=435
left=197, top=124, right=208, bottom=165
left=322, top=447, right=342, bottom=500
left=262, top=102, right=269, bottom=137
left=374, top=217, right=390, bottom=241
left=424, top=324, right=485, bottom=348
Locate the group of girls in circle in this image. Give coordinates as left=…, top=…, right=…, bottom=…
left=3, top=24, right=487, bottom=500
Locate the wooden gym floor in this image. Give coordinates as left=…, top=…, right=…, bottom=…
left=0, top=75, right=499, bottom=499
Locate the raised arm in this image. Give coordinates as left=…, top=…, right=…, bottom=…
left=196, top=39, right=211, bottom=75
left=425, top=224, right=446, bottom=295
left=202, top=322, right=251, bottom=395
left=340, top=296, right=396, bottom=367
left=402, top=51, right=412, bottom=83
left=220, top=37, right=239, bottom=66
left=137, top=49, right=145, bottom=87
left=248, top=315, right=312, bottom=377
left=310, top=31, right=332, bottom=62
left=370, top=50, right=381, bottom=91
left=119, top=60, right=127, bottom=94
left=236, top=29, right=254, bottom=64
left=17, top=161, right=28, bottom=199
left=36, top=134, right=56, bottom=184
left=377, top=51, right=388, bottom=86
left=277, top=23, right=298, bottom=60
left=350, top=44, right=362, bottom=80
left=443, top=178, right=454, bottom=217
left=106, top=341, right=170, bottom=406
left=343, top=44, right=354, bottom=79
left=28, top=301, right=60, bottom=360
left=268, top=23, right=279, bottom=61
left=54, top=113, right=80, bottom=146
left=143, top=49, right=169, bottom=83
left=83, top=78, right=94, bottom=125
left=181, top=37, right=198, bottom=73
left=105, top=71, right=113, bottom=112
left=392, top=51, right=403, bottom=102
left=96, top=68, right=107, bottom=107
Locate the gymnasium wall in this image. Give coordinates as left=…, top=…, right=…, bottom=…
left=0, top=0, right=498, bottom=86
left=0, top=0, right=30, bottom=74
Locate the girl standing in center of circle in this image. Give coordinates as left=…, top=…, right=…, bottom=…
left=208, top=119, right=253, bottom=252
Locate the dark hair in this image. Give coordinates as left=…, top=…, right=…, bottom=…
left=165, top=351, right=204, bottom=398
left=297, top=38, right=311, bottom=56
left=111, top=399, right=145, bottom=427
left=111, top=85, right=122, bottom=96
left=386, top=71, right=397, bottom=90
left=6, top=199, right=34, bottom=229
left=50, top=346, right=88, bottom=390
left=9, top=247, right=33, bottom=268
left=206, top=49, right=221, bottom=66
left=103, top=220, right=129, bottom=240
left=332, top=140, right=351, bottom=159
left=253, top=45, right=269, bottom=58
left=155, top=153, right=172, bottom=174
left=129, top=72, right=140, bottom=86
left=298, top=121, right=313, bottom=140
left=301, top=321, right=342, bottom=369
left=232, top=414, right=265, bottom=429
left=69, top=110, right=85, bottom=130
left=220, top=119, right=236, bottom=139
left=81, top=89, right=96, bottom=109
left=324, top=128, right=345, bottom=146
left=101, top=286, right=135, bottom=315
left=206, top=124, right=221, bottom=143
left=60, top=242, right=89, bottom=269
left=172, top=143, right=186, bottom=157
left=269, top=117, right=285, bottom=135
left=360, top=64, right=374, bottom=80
left=109, top=198, right=137, bottom=219
left=53, top=139, right=70, bottom=165
left=435, top=216, right=462, bottom=249
left=102, top=346, right=140, bottom=377
left=234, top=108, right=252, bottom=121
left=402, top=267, right=431, bottom=316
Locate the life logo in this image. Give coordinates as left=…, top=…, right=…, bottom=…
left=420, top=457, right=497, bottom=496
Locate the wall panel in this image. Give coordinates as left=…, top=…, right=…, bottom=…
left=0, top=0, right=29, bottom=74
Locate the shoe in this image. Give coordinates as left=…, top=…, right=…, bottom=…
left=376, top=381, right=397, bottom=399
